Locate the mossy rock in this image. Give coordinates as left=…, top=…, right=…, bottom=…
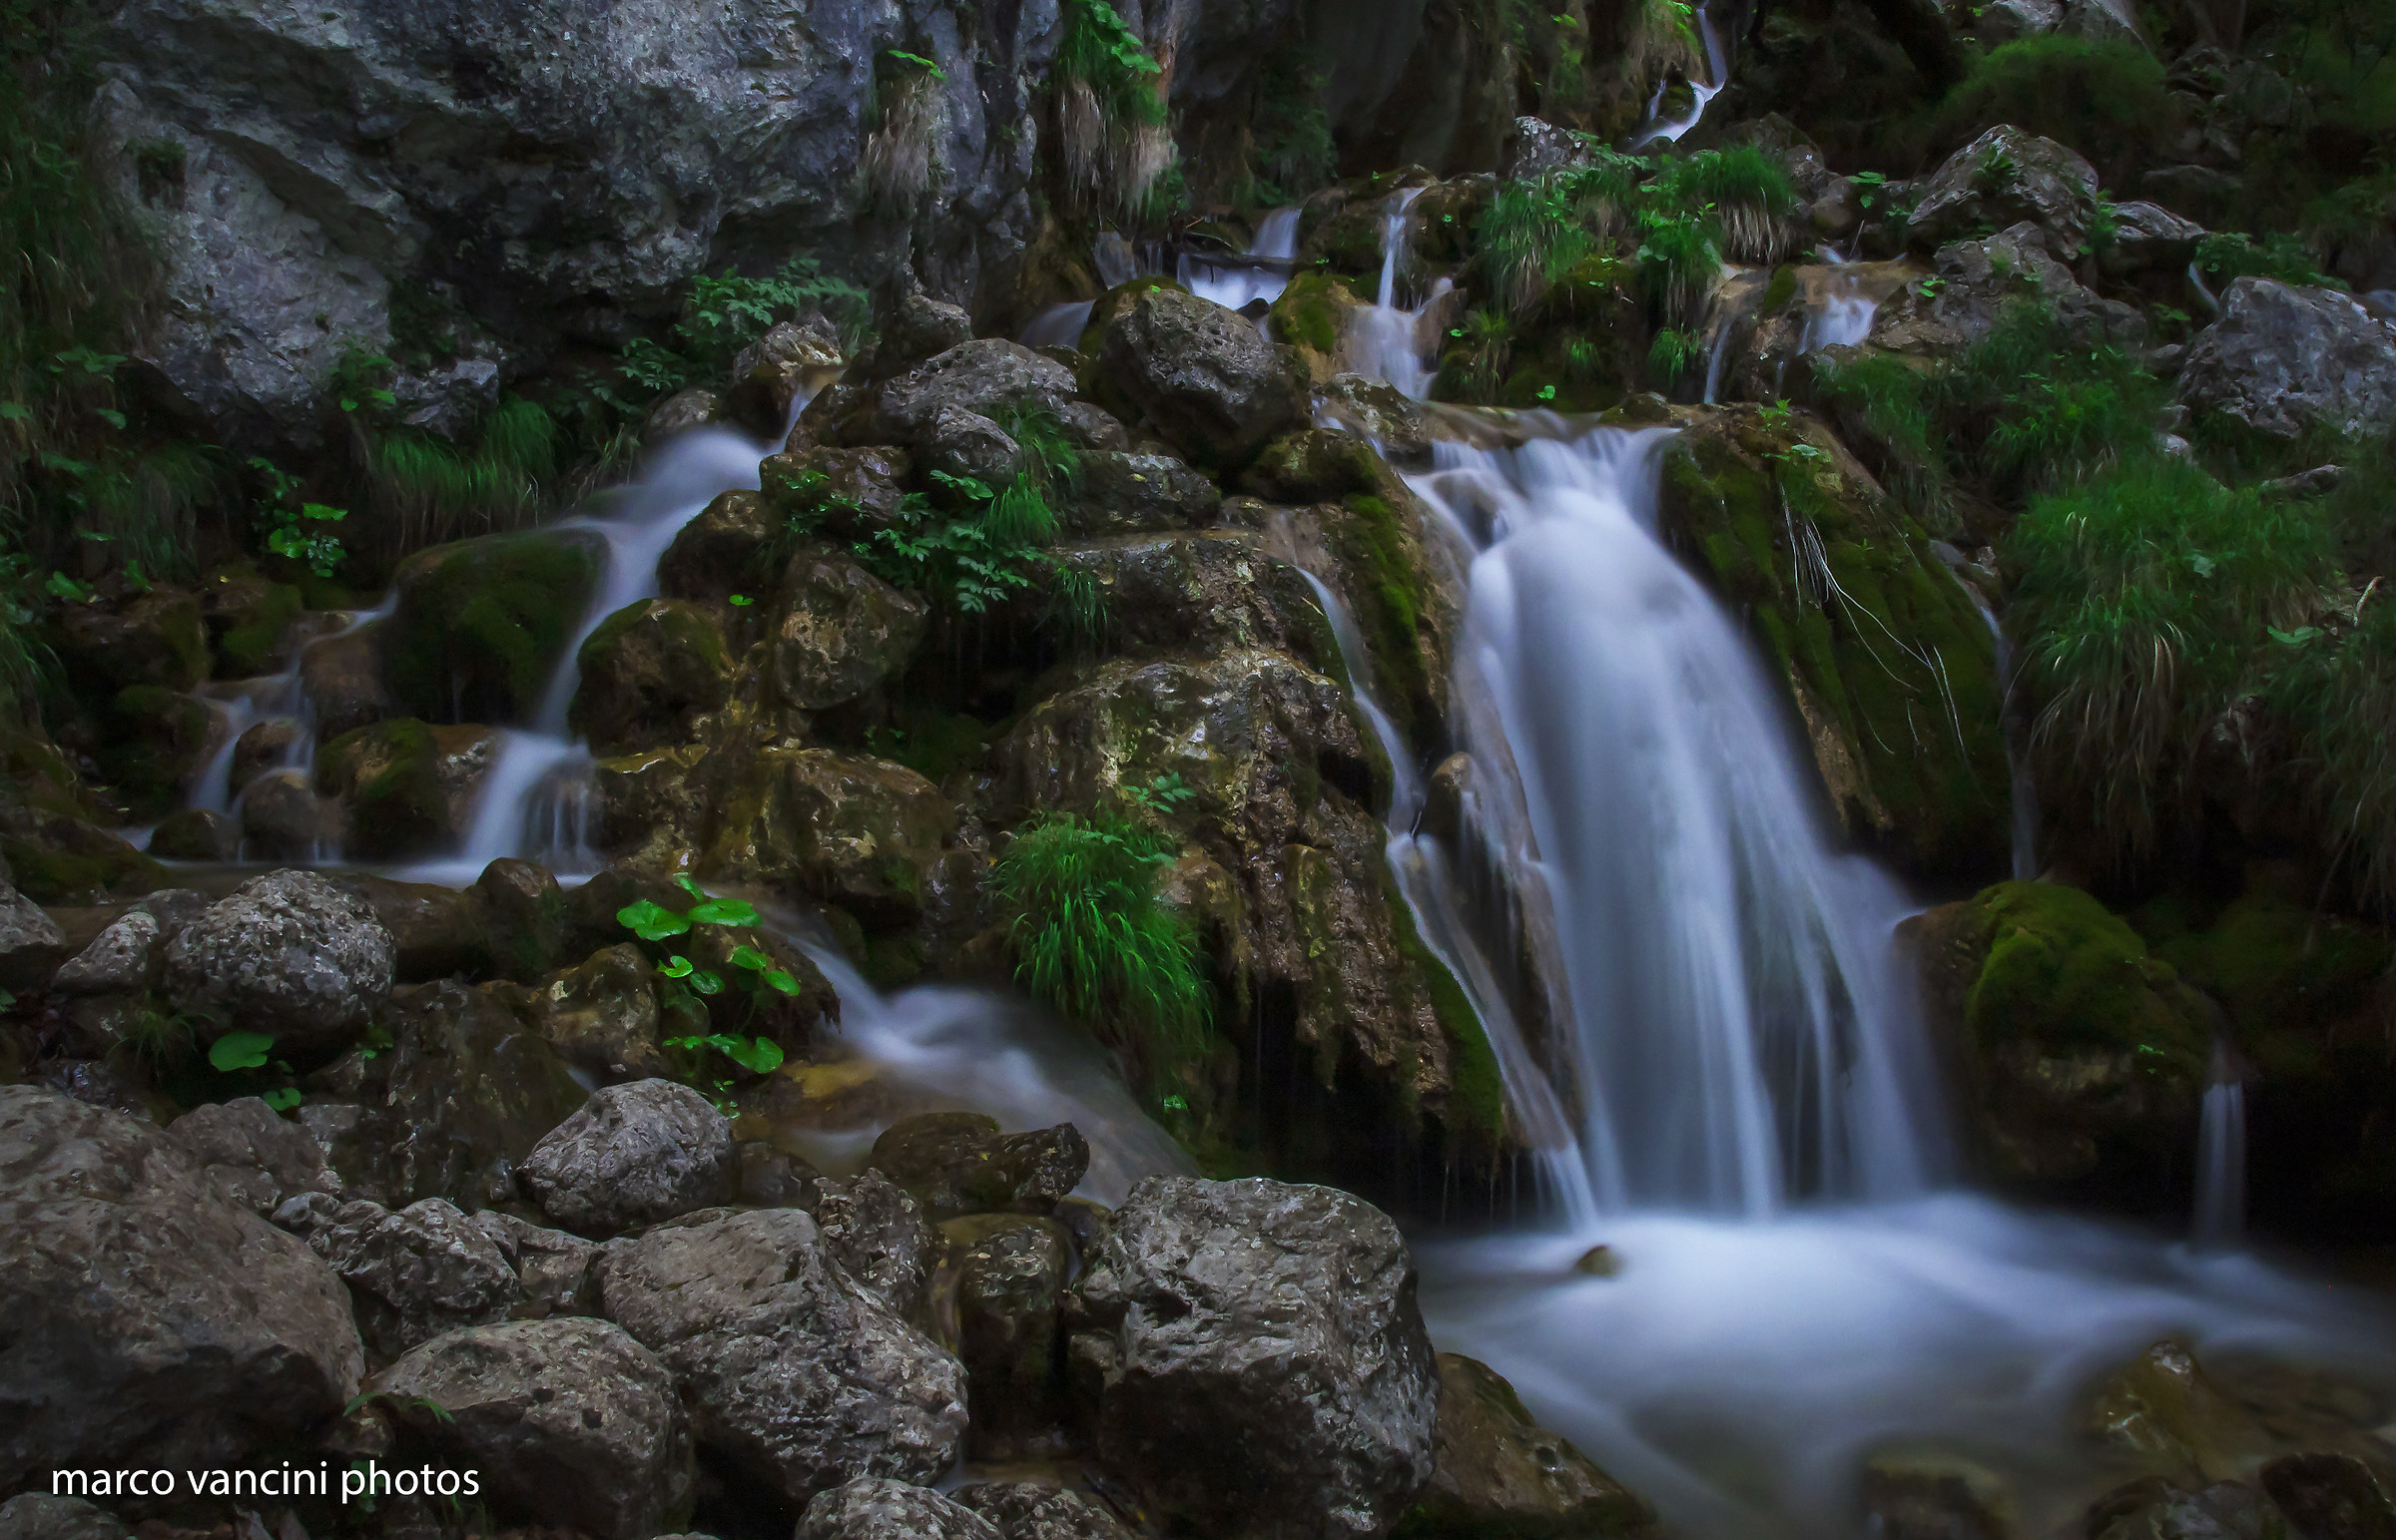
left=95, top=686, right=217, bottom=819
left=1660, top=408, right=2009, bottom=882
left=52, top=587, right=209, bottom=693
left=0, top=824, right=165, bottom=905
left=1269, top=272, right=1362, bottom=378
left=1409, top=178, right=1494, bottom=266
left=1077, top=275, right=1189, bottom=357
left=701, top=749, right=956, bottom=925
left=570, top=598, right=733, bottom=755
left=317, top=718, right=496, bottom=859
left=198, top=564, right=305, bottom=680
left=1300, top=198, right=1397, bottom=272
left=384, top=529, right=606, bottom=725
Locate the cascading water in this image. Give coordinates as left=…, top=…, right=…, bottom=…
left=1629, top=5, right=1729, bottom=149
left=1017, top=300, right=1095, bottom=350
left=1177, top=207, right=1303, bottom=316
left=191, top=598, right=392, bottom=822
left=2193, top=1036, right=2247, bottom=1249
left=1345, top=190, right=1451, bottom=399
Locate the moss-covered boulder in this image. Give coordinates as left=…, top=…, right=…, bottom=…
left=148, top=806, right=238, bottom=861
left=53, top=586, right=208, bottom=693
left=656, top=489, right=774, bottom=600
left=385, top=530, right=606, bottom=725
left=1659, top=406, right=2010, bottom=882
left=1906, top=880, right=2213, bottom=1209
left=315, top=719, right=498, bottom=859
left=764, top=548, right=926, bottom=713
left=701, top=749, right=955, bottom=924
left=570, top=600, right=732, bottom=756
left=1041, top=532, right=1340, bottom=676
left=197, top=565, right=306, bottom=680
left=1270, top=272, right=1369, bottom=381
left=0, top=821, right=164, bottom=905
left=94, top=686, right=217, bottom=818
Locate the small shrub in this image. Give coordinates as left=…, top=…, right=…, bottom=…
left=2268, top=599, right=2396, bottom=909
left=1934, top=36, right=2173, bottom=169
left=1655, top=146, right=1798, bottom=262
left=1055, top=0, right=1171, bottom=217
left=2192, top=231, right=2339, bottom=290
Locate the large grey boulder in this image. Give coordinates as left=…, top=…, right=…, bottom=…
left=371, top=1317, right=694, bottom=1540
left=0, top=1086, right=364, bottom=1490
left=799, top=1477, right=999, bottom=1540
left=595, top=1208, right=968, bottom=1507
left=2099, top=201, right=2207, bottom=277
left=1409, top=1352, right=1654, bottom=1538
left=945, top=1214, right=1074, bottom=1458
left=2179, top=278, right=2396, bottom=440
left=160, top=869, right=396, bottom=1054
left=51, top=909, right=160, bottom=995
left=869, top=339, right=1078, bottom=447
left=521, top=1078, right=735, bottom=1236
left=1099, top=286, right=1310, bottom=469
left=954, top=1483, right=1136, bottom=1540
left=1067, top=1176, right=1440, bottom=1540
left=278, top=1193, right=525, bottom=1358
left=1908, top=126, right=2103, bottom=256
left=166, top=1095, right=339, bottom=1216
left=811, top=1168, right=941, bottom=1323
left=470, top=1208, right=601, bottom=1317
left=1864, top=224, right=2145, bottom=357
left=0, top=882, right=67, bottom=991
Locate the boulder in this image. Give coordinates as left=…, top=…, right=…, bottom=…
left=645, top=387, right=721, bottom=443
left=470, top=1209, right=601, bottom=1318
left=725, top=316, right=846, bottom=434
left=657, top=488, right=775, bottom=599
left=94, top=685, right=216, bottom=817
left=1974, top=0, right=2062, bottom=40
left=873, top=290, right=976, bottom=376
left=1062, top=451, right=1225, bottom=536
left=0, top=1497, right=134, bottom=1540
left=323, top=870, right=492, bottom=982
left=812, top=1168, right=941, bottom=1323
left=1401, top=1352, right=1654, bottom=1538
left=0, top=882, right=70, bottom=990
left=166, top=1095, right=338, bottom=1216
left=161, top=868, right=397, bottom=1055
left=594, top=1208, right=969, bottom=1506
left=0, top=1086, right=364, bottom=1489
left=300, top=623, right=394, bottom=742
left=53, top=586, right=208, bottom=693
left=2178, top=278, right=2396, bottom=440
left=1859, top=1450, right=2016, bottom=1540
left=280, top=1193, right=525, bottom=1358
left=869, top=1111, right=1091, bottom=1218
left=869, top=339, right=1078, bottom=447
left=2078, top=1340, right=2265, bottom=1485
left=1044, top=532, right=1340, bottom=675
left=701, top=749, right=954, bottom=923
left=371, top=1317, right=694, bottom=1540
left=51, top=908, right=160, bottom=995
left=1504, top=116, right=1595, bottom=181
left=1908, top=126, right=2103, bottom=256
left=2083, top=1478, right=2276, bottom=1540
left=920, top=402, right=1025, bottom=484
left=751, top=447, right=914, bottom=549
left=765, top=548, right=929, bottom=712
left=384, top=529, right=606, bottom=725
left=1068, top=1176, right=1439, bottom=1540
left=1099, top=285, right=1309, bottom=469
left=570, top=600, right=733, bottom=756
left=470, top=855, right=575, bottom=984
left=1864, top=225, right=2145, bottom=358
left=943, top=1213, right=1074, bottom=1458
left=238, top=769, right=346, bottom=860
left=2100, top=201, right=2207, bottom=277
left=506, top=942, right=666, bottom=1082
left=954, top=1484, right=1135, bottom=1540
left=146, top=806, right=237, bottom=861
left=799, top=1478, right=999, bottom=1540
left=1315, top=374, right=1435, bottom=466
left=2260, top=1453, right=2396, bottom=1539
left=521, top=1079, right=736, bottom=1236
left=315, top=718, right=499, bottom=859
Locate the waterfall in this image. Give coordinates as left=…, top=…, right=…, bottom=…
left=1017, top=300, right=1095, bottom=349
left=1629, top=5, right=1730, bottom=149
left=1177, top=207, right=1304, bottom=316
left=189, top=598, right=393, bottom=826
left=1344, top=190, right=1451, bottom=399
left=1794, top=273, right=1879, bottom=355
left=2193, top=1035, right=2247, bottom=1249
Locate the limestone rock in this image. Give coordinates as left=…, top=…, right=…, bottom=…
left=813, top=1168, right=940, bottom=1323
left=870, top=1111, right=1091, bottom=1219
left=238, top=770, right=346, bottom=861
left=522, top=1079, right=736, bottom=1236
left=146, top=806, right=238, bottom=861
left=1865, top=225, right=2145, bottom=357
left=658, top=489, right=775, bottom=599
left=0, top=1086, right=364, bottom=1490
left=315, top=718, right=499, bottom=859
left=0, top=882, right=70, bottom=990
left=870, top=339, right=1078, bottom=447
left=2100, top=201, right=2207, bottom=277
left=384, top=530, right=606, bottom=725
left=595, top=1208, right=969, bottom=1506
left=943, top=1214, right=1074, bottom=1458
left=470, top=1209, right=601, bottom=1318
left=54, top=586, right=209, bottom=693
left=51, top=908, right=159, bottom=996
left=2260, top=1453, right=2396, bottom=1540
left=702, top=749, right=955, bottom=923
left=282, top=1193, right=525, bottom=1358
left=1406, top=1352, right=1655, bottom=1537
left=372, top=1317, right=694, bottom=1540
left=725, top=316, right=846, bottom=434
left=162, top=868, right=396, bottom=1055
left=1099, top=286, right=1309, bottom=469
left=954, top=1483, right=1135, bottom=1540
left=1069, top=1176, right=1439, bottom=1540
left=0, top=1496, right=134, bottom=1540
left=509, top=943, right=666, bottom=1083
left=1504, top=116, right=1595, bottom=181
left=167, top=1095, right=338, bottom=1217
left=2178, top=278, right=2396, bottom=440
left=570, top=600, right=733, bottom=756
left=1908, top=126, right=2103, bottom=256
left=2084, top=1478, right=2276, bottom=1540
left=1859, top=1450, right=2016, bottom=1540
left=766, top=548, right=928, bottom=712
left=799, top=1478, right=998, bottom=1540
left=1063, top=451, right=1225, bottom=536
left=1044, top=532, right=1340, bottom=674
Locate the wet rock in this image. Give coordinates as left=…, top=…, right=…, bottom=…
left=1903, top=882, right=2212, bottom=1206
left=953, top=1483, right=1134, bottom=1540
left=1404, top=1352, right=1653, bottom=1538
left=1422, top=754, right=1472, bottom=844
left=813, top=1168, right=940, bottom=1323
left=54, top=586, right=209, bottom=692
left=1315, top=374, right=1435, bottom=466
left=1859, top=1450, right=2015, bottom=1540
left=371, top=1317, right=694, bottom=1540
left=470, top=856, right=574, bottom=985
left=1063, top=450, right=1224, bottom=536
left=645, top=386, right=721, bottom=443
left=238, top=769, right=345, bottom=860
left=95, top=685, right=217, bottom=817
left=1504, top=115, right=1595, bottom=181
left=921, top=402, right=1024, bottom=484
left=1908, top=126, right=2103, bottom=256
left=874, top=290, right=976, bottom=377
left=1270, top=273, right=1371, bottom=383
left=282, top=1193, right=525, bottom=1358
left=868, top=339, right=1078, bottom=448
left=2085, top=1477, right=2276, bottom=1540
left=0, top=882, right=71, bottom=990
left=52, top=908, right=160, bottom=995
left=702, top=749, right=954, bottom=923
left=305, top=978, right=589, bottom=1211
left=2081, top=1340, right=2267, bottom=1484
left=2178, top=278, right=2396, bottom=440
left=1046, top=532, right=1340, bottom=674
left=1068, top=1175, right=1439, bottom=1540
left=321, top=870, right=490, bottom=982
left=167, top=1094, right=338, bottom=1216
left=1058, top=400, right=1130, bottom=451
left=1099, top=285, right=1309, bottom=470
left=1973, top=0, right=2062, bottom=41
left=469, top=1209, right=600, bottom=1318
left=162, top=868, right=396, bottom=1055
left=385, top=529, right=606, bottom=725
left=299, top=624, right=394, bottom=742
left=658, top=489, right=775, bottom=599
left=146, top=805, right=237, bottom=861
left=0, top=1496, right=134, bottom=1540
left=0, top=1086, right=364, bottom=1489
left=197, top=566, right=305, bottom=678
left=504, top=943, right=665, bottom=1083
left=2101, top=201, right=2208, bottom=276
left=2260, top=1453, right=2396, bottom=1540
left=871, top=1111, right=1091, bottom=1219
left=594, top=1208, right=969, bottom=1506
left=1865, top=225, right=2144, bottom=357
left=942, top=1213, right=1073, bottom=1458
left=725, top=317, right=846, bottom=435
left=522, top=1079, right=735, bottom=1236
left=316, top=718, right=498, bottom=859
left=799, top=1478, right=998, bottom=1540
left=766, top=547, right=928, bottom=712
left=736, top=1139, right=824, bottom=1208
left=571, top=600, right=733, bottom=756
left=753, top=447, right=914, bottom=548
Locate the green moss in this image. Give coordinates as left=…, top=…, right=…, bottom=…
left=0, top=831, right=164, bottom=904
left=2151, top=887, right=2389, bottom=1045
left=1762, top=262, right=1799, bottom=315
left=867, top=708, right=991, bottom=783
left=214, top=579, right=303, bottom=679
left=384, top=530, right=604, bottom=725
left=1964, top=881, right=2209, bottom=1076
left=1268, top=272, right=1347, bottom=356
left=1339, top=492, right=1434, bottom=743
left=1935, top=36, right=2173, bottom=174
left=863, top=929, right=925, bottom=989
left=319, top=718, right=448, bottom=859
left=1381, top=867, right=1505, bottom=1168
left=97, top=685, right=213, bottom=818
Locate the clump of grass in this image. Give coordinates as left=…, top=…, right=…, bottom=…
left=370, top=397, right=562, bottom=552
left=2007, top=455, right=2334, bottom=861
left=863, top=51, right=943, bottom=212
left=1655, top=145, right=1798, bottom=263
left=1632, top=207, right=1720, bottom=326
left=1055, top=0, right=1171, bottom=218
left=991, top=810, right=1210, bottom=1093
left=2268, top=598, right=2396, bottom=909
left=1474, top=149, right=1642, bottom=315
left=2193, top=231, right=2339, bottom=291
left=1647, top=325, right=1702, bottom=390
left=1933, top=35, right=2173, bottom=172
left=1949, top=306, right=2169, bottom=498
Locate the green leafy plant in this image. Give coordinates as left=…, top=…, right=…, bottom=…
left=1647, top=326, right=1704, bottom=389
left=1653, top=146, right=1797, bottom=263
left=615, top=876, right=799, bottom=1099
left=2193, top=231, right=2339, bottom=290
left=1055, top=0, right=1171, bottom=216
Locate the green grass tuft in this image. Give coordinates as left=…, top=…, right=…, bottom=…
left=1934, top=36, right=2173, bottom=172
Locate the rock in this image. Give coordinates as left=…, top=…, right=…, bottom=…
left=921, top=402, right=1025, bottom=484
left=1315, top=374, right=1435, bottom=466
left=1099, top=285, right=1309, bottom=470
left=1063, top=450, right=1225, bottom=536
left=470, top=856, right=574, bottom=984
left=645, top=386, right=721, bottom=443
left=1902, top=881, right=2212, bottom=1206
left=943, top=1213, right=1073, bottom=1458
left=1068, top=1176, right=1439, bottom=1540
left=1504, top=116, right=1595, bottom=181
left=371, top=1317, right=694, bottom=1540
left=2260, top=1453, right=2396, bottom=1540
left=2061, top=0, right=2143, bottom=44
left=522, top=1079, right=735, bottom=1236
left=384, top=530, right=606, bottom=725
left=1865, top=225, right=2145, bottom=358
left=2086, top=1478, right=2276, bottom=1540
left=2178, top=278, right=2396, bottom=440
left=2080, top=1340, right=2266, bottom=1484
left=570, top=600, right=733, bottom=756
left=508, top=943, right=666, bottom=1082
left=0, top=1086, right=363, bottom=1489
left=657, top=490, right=773, bottom=599
left=725, top=317, right=846, bottom=434
left=1973, top=0, right=2061, bottom=42
left=752, top=447, right=914, bottom=549
left=701, top=749, right=955, bottom=923
left=323, top=870, right=491, bottom=982
left=0, top=1497, right=132, bottom=1540
left=315, top=718, right=499, bottom=859
left=765, top=548, right=929, bottom=712
left=0, top=882, right=70, bottom=990
left=953, top=1484, right=1134, bottom=1540
left=94, top=686, right=217, bottom=817
left=799, top=1477, right=999, bottom=1540
left=197, top=566, right=305, bottom=679
left=875, top=290, right=977, bottom=376
left=1908, top=126, right=2103, bottom=256
left=1057, top=400, right=1130, bottom=451
left=594, top=1208, right=968, bottom=1506
left=54, top=586, right=209, bottom=693
left=167, top=1095, right=337, bottom=1216
left=869, top=339, right=1078, bottom=447
left=470, top=1209, right=601, bottom=1318
left=299, top=623, right=394, bottom=742
left=146, top=805, right=237, bottom=860
left=737, top=1139, right=823, bottom=1208
left=238, top=769, right=345, bottom=860
left=161, top=869, right=396, bottom=1055
left=1046, top=531, right=1340, bottom=674
left=2100, top=201, right=2207, bottom=277
left=1422, top=754, right=1472, bottom=843
left=813, top=1168, right=940, bottom=1323
left=870, top=1111, right=1091, bottom=1219
left=1403, top=1352, right=1654, bottom=1538
left=1859, top=1449, right=2015, bottom=1540
left=285, top=1193, right=525, bottom=1358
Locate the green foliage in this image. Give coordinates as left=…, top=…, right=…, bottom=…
left=2266, top=598, right=2396, bottom=907
left=1652, top=145, right=1797, bottom=263
left=991, top=810, right=1210, bottom=1097
left=1646, top=325, right=1703, bottom=388
left=2193, top=231, right=2339, bottom=290
left=1934, top=36, right=2173, bottom=168
left=1245, top=52, right=1338, bottom=205
left=248, top=457, right=348, bottom=579
left=847, top=402, right=1079, bottom=617
left=615, top=875, right=797, bottom=1096
left=208, top=1030, right=276, bottom=1072
left=369, top=397, right=561, bottom=552
left=1473, top=150, right=1641, bottom=314
left=1631, top=209, right=1719, bottom=325
left=1448, top=308, right=1514, bottom=403
left=2007, top=456, right=2334, bottom=859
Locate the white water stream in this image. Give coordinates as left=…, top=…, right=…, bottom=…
left=1630, top=4, right=1730, bottom=149
left=1344, top=190, right=1451, bottom=399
